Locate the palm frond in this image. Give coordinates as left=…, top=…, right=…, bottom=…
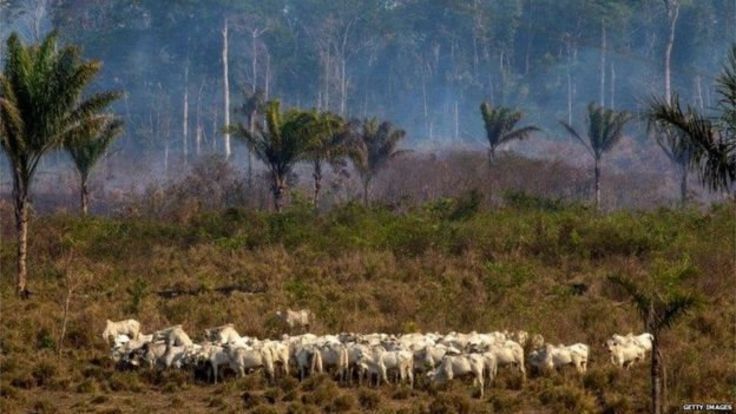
left=608, top=275, right=652, bottom=322
left=655, top=294, right=697, bottom=331
left=560, top=120, right=594, bottom=157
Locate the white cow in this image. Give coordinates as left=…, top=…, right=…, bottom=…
left=486, top=340, right=526, bottom=380
left=227, top=345, right=275, bottom=382
left=528, top=343, right=589, bottom=374
left=103, top=319, right=141, bottom=343
left=606, top=342, right=646, bottom=369
left=204, top=324, right=243, bottom=345
left=380, top=349, right=415, bottom=387
left=276, top=309, right=312, bottom=332
left=608, top=333, right=654, bottom=352
left=318, top=342, right=349, bottom=383
left=428, top=354, right=486, bottom=397
left=294, top=343, right=322, bottom=380
left=153, top=326, right=193, bottom=347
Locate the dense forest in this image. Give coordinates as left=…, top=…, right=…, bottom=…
left=1, top=0, right=735, bottom=156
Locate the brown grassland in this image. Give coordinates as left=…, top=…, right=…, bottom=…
left=0, top=167, right=734, bottom=413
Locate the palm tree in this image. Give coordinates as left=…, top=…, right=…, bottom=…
left=302, top=111, right=348, bottom=207
left=649, top=46, right=736, bottom=192
left=347, top=118, right=407, bottom=207
left=0, top=32, right=120, bottom=298
left=226, top=100, right=313, bottom=212
left=479, top=102, right=539, bottom=163
left=650, top=125, right=696, bottom=206
left=561, top=102, right=631, bottom=211
left=66, top=118, right=124, bottom=215
left=608, top=274, right=697, bottom=414
left=239, top=88, right=265, bottom=188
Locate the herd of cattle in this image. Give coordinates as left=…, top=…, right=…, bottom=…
left=102, top=312, right=654, bottom=397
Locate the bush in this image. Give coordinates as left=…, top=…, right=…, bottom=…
left=286, top=402, right=320, bottom=414
left=329, top=393, right=356, bottom=412
left=300, top=378, right=338, bottom=407
left=31, top=398, right=57, bottom=414
left=428, top=391, right=473, bottom=414
left=539, top=384, right=598, bottom=413
left=263, top=387, right=283, bottom=403
left=358, top=389, right=381, bottom=410
left=241, top=391, right=265, bottom=409
left=250, top=405, right=279, bottom=414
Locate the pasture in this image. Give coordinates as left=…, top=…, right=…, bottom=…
left=0, top=199, right=734, bottom=413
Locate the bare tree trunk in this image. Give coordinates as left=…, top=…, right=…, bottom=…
left=594, top=157, right=601, bottom=211
left=80, top=177, right=89, bottom=216
left=182, top=64, right=189, bottom=163
left=566, top=40, right=573, bottom=125
left=13, top=172, right=29, bottom=298
left=265, top=49, right=271, bottom=100
left=664, top=0, right=680, bottom=105
left=222, top=19, right=231, bottom=158
left=195, top=80, right=205, bottom=156
left=340, top=57, right=347, bottom=116
left=609, top=61, right=616, bottom=108
left=600, top=22, right=606, bottom=107
left=453, top=101, right=459, bottom=142
left=422, top=71, right=430, bottom=137
left=251, top=29, right=258, bottom=93
left=313, top=160, right=322, bottom=208
left=694, top=75, right=704, bottom=110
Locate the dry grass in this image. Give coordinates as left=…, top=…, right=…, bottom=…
left=0, top=199, right=734, bottom=413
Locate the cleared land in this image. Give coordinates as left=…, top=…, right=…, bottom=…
left=1, top=200, right=734, bottom=413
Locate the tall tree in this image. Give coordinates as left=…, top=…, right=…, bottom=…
left=609, top=262, right=697, bottom=414
left=303, top=111, right=348, bottom=207
left=226, top=100, right=313, bottom=212
left=0, top=32, right=120, bottom=297
left=222, top=17, right=231, bottom=158
left=348, top=118, right=407, bottom=206
left=662, top=0, right=681, bottom=105
left=66, top=118, right=124, bottom=215
left=649, top=46, right=736, bottom=192
left=652, top=127, right=695, bottom=206
left=239, top=88, right=265, bottom=188
left=561, top=103, right=632, bottom=211
left=479, top=102, right=539, bottom=163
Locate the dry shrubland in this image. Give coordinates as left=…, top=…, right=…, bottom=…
left=0, top=167, right=734, bottom=412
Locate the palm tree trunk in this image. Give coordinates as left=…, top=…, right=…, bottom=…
left=594, top=158, right=601, bottom=211
left=488, top=147, right=496, bottom=166
left=12, top=172, right=29, bottom=298
left=273, top=173, right=286, bottom=213
left=651, top=342, right=664, bottom=414
left=81, top=178, right=90, bottom=216
left=313, top=160, right=322, bottom=208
